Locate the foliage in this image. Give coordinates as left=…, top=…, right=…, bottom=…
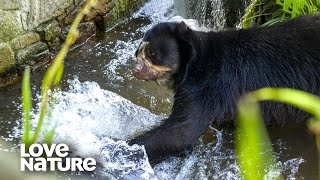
left=242, top=0, right=320, bottom=28
left=21, top=0, right=97, bottom=147
left=236, top=88, right=320, bottom=179
left=239, top=1, right=320, bottom=178
left=236, top=95, right=278, bottom=179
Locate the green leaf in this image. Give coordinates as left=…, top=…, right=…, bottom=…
left=242, top=0, right=320, bottom=27
left=236, top=87, right=320, bottom=179
left=30, top=0, right=97, bottom=144
left=22, top=66, right=32, bottom=145
left=44, top=128, right=56, bottom=145
left=53, top=64, right=64, bottom=86
left=236, top=97, right=281, bottom=180
left=262, top=17, right=288, bottom=26
left=251, top=88, right=320, bottom=119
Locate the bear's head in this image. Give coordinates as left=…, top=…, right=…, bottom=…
left=132, top=21, right=194, bottom=88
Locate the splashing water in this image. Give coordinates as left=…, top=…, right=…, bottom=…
left=35, top=80, right=304, bottom=179
left=30, top=79, right=159, bottom=179
left=51, top=79, right=162, bottom=152
left=18, top=78, right=302, bottom=179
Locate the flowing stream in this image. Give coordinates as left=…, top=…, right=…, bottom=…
left=0, top=0, right=318, bottom=179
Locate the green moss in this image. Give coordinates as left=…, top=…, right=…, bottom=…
left=11, top=32, right=41, bottom=50
left=113, top=0, right=138, bottom=19
left=0, top=10, right=23, bottom=42
left=0, top=43, right=15, bottom=75
left=16, top=42, right=48, bottom=65
left=0, top=0, right=20, bottom=10
left=37, top=20, right=62, bottom=41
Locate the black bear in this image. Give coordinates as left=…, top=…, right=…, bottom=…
left=130, top=15, right=320, bottom=163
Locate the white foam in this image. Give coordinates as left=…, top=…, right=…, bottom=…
left=44, top=79, right=160, bottom=179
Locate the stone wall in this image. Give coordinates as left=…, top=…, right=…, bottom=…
left=0, top=0, right=146, bottom=84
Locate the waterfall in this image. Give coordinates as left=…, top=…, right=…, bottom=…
left=174, top=0, right=248, bottom=30
left=174, top=0, right=225, bottom=30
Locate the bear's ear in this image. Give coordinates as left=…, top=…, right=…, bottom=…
left=178, top=21, right=189, bottom=34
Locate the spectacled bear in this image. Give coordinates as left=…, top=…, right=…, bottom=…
left=129, top=15, right=320, bottom=163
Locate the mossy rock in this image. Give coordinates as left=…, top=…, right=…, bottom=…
left=99, top=0, right=146, bottom=29
left=0, top=43, right=15, bottom=76
left=86, top=0, right=113, bottom=20
left=36, top=20, right=62, bottom=41
left=10, top=32, right=41, bottom=50
left=113, top=0, right=139, bottom=19
left=0, top=10, right=23, bottom=42
left=0, top=0, right=21, bottom=10
left=64, top=0, right=113, bottom=25
left=36, top=20, right=62, bottom=50
left=16, top=42, right=48, bottom=65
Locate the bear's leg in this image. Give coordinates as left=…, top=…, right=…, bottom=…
left=129, top=93, right=213, bottom=164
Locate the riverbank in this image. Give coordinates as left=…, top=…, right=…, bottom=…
left=0, top=0, right=146, bottom=86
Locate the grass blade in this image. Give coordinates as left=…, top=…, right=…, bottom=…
left=21, top=66, right=32, bottom=145
left=236, top=96, right=281, bottom=179
left=251, top=88, right=320, bottom=118
left=30, top=0, right=97, bottom=144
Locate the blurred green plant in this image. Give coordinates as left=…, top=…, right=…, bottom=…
left=242, top=0, right=320, bottom=28
left=21, top=0, right=97, bottom=147
left=236, top=88, right=320, bottom=179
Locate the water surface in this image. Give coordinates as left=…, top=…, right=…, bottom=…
left=0, top=0, right=318, bottom=179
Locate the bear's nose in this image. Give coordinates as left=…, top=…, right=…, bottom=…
left=133, top=63, right=143, bottom=73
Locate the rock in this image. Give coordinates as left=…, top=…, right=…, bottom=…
left=36, top=20, right=62, bottom=50
left=51, top=2, right=71, bottom=18
left=57, top=0, right=82, bottom=27
left=64, top=22, right=96, bottom=48
left=96, top=0, right=146, bottom=29
left=85, top=0, right=113, bottom=21
left=0, top=73, right=20, bottom=87
left=65, top=3, right=76, bottom=15
left=64, top=6, right=81, bottom=26
left=0, top=43, right=15, bottom=75
left=112, top=0, right=146, bottom=19
left=57, top=11, right=68, bottom=28
left=47, top=37, right=62, bottom=52
left=23, top=0, right=74, bottom=30
left=74, top=0, right=82, bottom=6
left=0, top=0, right=148, bottom=78
left=36, top=20, right=62, bottom=41
left=0, top=0, right=21, bottom=10
left=10, top=32, right=41, bottom=50
left=33, top=50, right=51, bottom=64
left=0, top=11, right=23, bottom=42
left=16, top=42, right=48, bottom=65
left=97, top=12, right=114, bottom=30
left=75, top=22, right=96, bottom=47
left=64, top=0, right=114, bottom=26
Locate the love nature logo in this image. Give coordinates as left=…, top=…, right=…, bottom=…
left=20, top=144, right=96, bottom=172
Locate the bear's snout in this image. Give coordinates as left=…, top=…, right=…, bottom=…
left=132, top=60, right=158, bottom=81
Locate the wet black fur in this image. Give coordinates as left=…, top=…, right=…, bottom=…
left=129, top=15, right=320, bottom=164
